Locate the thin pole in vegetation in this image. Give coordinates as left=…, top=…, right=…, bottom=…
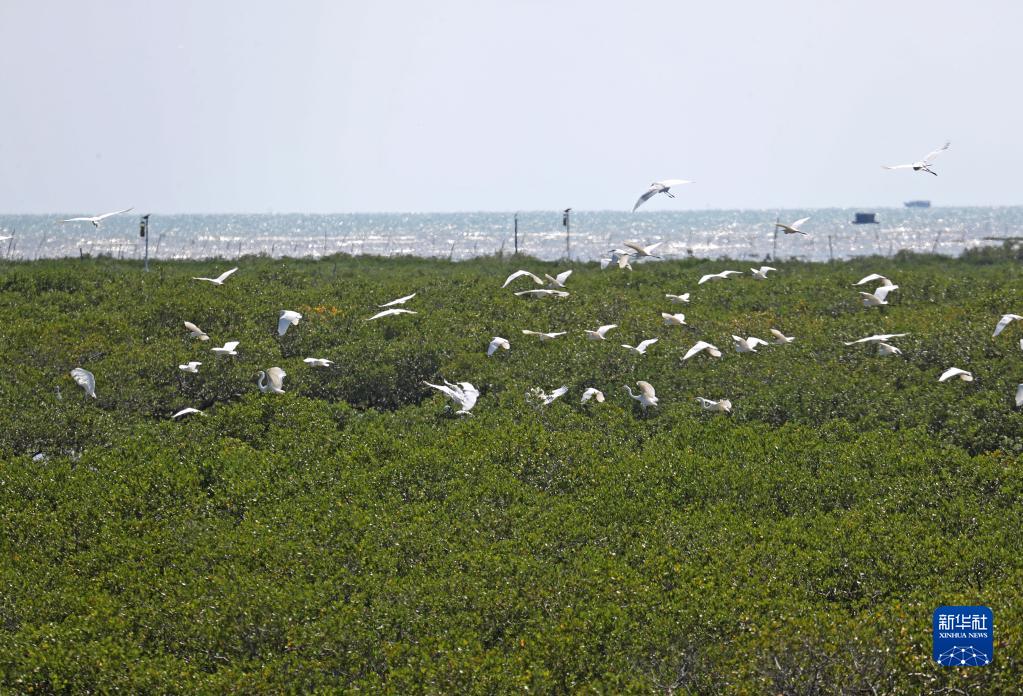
left=514, top=212, right=519, bottom=255
left=5, top=229, right=14, bottom=258
left=140, top=214, right=150, bottom=272
left=563, top=208, right=572, bottom=259
left=772, top=215, right=779, bottom=260
left=828, top=234, right=834, bottom=261
left=931, top=228, right=943, bottom=253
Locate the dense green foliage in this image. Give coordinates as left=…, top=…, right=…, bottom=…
left=1, top=250, right=1021, bottom=693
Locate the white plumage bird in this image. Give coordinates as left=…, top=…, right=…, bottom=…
left=192, top=267, right=238, bottom=285
left=367, top=308, right=417, bottom=321
left=877, top=343, right=902, bottom=356
left=545, top=270, right=573, bottom=288
left=665, top=293, right=690, bottom=303
left=775, top=217, right=810, bottom=235
left=661, top=313, right=687, bottom=326
left=698, top=270, right=742, bottom=285
left=623, top=241, right=664, bottom=258
left=531, top=385, right=569, bottom=405
left=502, top=270, right=544, bottom=288
left=939, top=367, right=973, bottom=383
left=515, top=289, right=569, bottom=298
left=70, top=368, right=96, bottom=399
left=1016, top=384, right=1023, bottom=408
left=257, top=367, right=287, bottom=394
left=621, top=338, right=659, bottom=355
left=171, top=407, right=204, bottom=420
left=303, top=357, right=334, bottom=367
left=487, top=336, right=511, bottom=356
left=60, top=207, right=133, bottom=228
left=683, top=341, right=722, bottom=360
left=583, top=324, right=618, bottom=340
left=378, top=293, right=416, bottom=308
left=732, top=335, right=769, bottom=353
left=993, top=313, right=1023, bottom=337
left=581, top=388, right=605, bottom=404
left=750, top=266, right=777, bottom=280
left=770, top=329, right=794, bottom=344
left=183, top=321, right=209, bottom=341
left=853, top=273, right=894, bottom=287
left=632, top=180, right=693, bottom=212
left=860, top=284, right=899, bottom=307
left=695, top=397, right=732, bottom=413
left=211, top=340, right=239, bottom=356
left=844, top=333, right=908, bottom=346
left=278, top=310, right=302, bottom=336
left=883, top=141, right=950, bottom=176
left=179, top=361, right=202, bottom=373
left=522, top=330, right=566, bottom=342
left=624, top=381, right=658, bottom=410
left=424, top=380, right=479, bottom=415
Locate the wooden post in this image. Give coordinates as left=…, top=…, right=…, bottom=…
left=563, top=208, right=572, bottom=259
left=514, top=213, right=519, bottom=255
left=140, top=215, right=150, bottom=271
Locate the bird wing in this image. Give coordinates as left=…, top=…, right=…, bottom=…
left=923, top=141, right=951, bottom=162
left=597, top=324, right=617, bottom=336
left=1016, top=384, right=1023, bottom=408
left=853, top=273, right=888, bottom=286
left=632, top=186, right=659, bottom=212
left=70, top=368, right=96, bottom=397
left=697, top=274, right=716, bottom=285
left=683, top=342, right=711, bottom=360
left=424, top=381, right=459, bottom=402
left=61, top=216, right=95, bottom=223
left=502, top=270, right=543, bottom=288
left=548, top=332, right=567, bottom=338
left=789, top=217, right=810, bottom=230
left=95, top=207, right=134, bottom=221
left=555, top=270, right=573, bottom=285
left=873, top=284, right=898, bottom=302
left=623, top=241, right=648, bottom=255
left=882, top=163, right=914, bottom=170
left=759, top=266, right=778, bottom=273
left=487, top=337, right=509, bottom=355
left=378, top=293, right=416, bottom=307
left=695, top=397, right=713, bottom=408
left=214, top=267, right=239, bottom=283
left=747, top=337, right=769, bottom=347
left=993, top=314, right=1021, bottom=337
left=769, top=329, right=790, bottom=341
left=637, top=381, right=656, bottom=398
left=636, top=339, right=658, bottom=352
left=222, top=341, right=239, bottom=351
left=645, top=241, right=663, bottom=254
left=456, top=383, right=479, bottom=411
left=939, top=367, right=966, bottom=382
left=521, top=330, right=540, bottom=336
left=266, top=367, right=286, bottom=390
left=277, top=314, right=297, bottom=335
left=657, top=179, right=693, bottom=188
left=550, top=386, right=569, bottom=401
left=183, top=321, right=206, bottom=335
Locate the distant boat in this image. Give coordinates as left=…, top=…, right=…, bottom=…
left=852, top=212, right=878, bottom=225
left=905, top=200, right=931, bottom=208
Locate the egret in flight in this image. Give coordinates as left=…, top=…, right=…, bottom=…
left=844, top=333, right=908, bottom=346
left=624, top=381, right=659, bottom=410
left=171, top=407, right=204, bottom=420
left=378, top=293, right=416, bottom=308
left=623, top=241, right=664, bottom=258
left=522, top=330, right=567, bottom=342
left=939, top=367, right=973, bottom=383
left=750, top=266, right=777, bottom=280
left=61, top=207, right=133, bottom=228
left=732, top=335, right=769, bottom=353
left=502, top=270, right=544, bottom=288
left=211, top=340, right=239, bottom=356
left=993, top=313, right=1023, bottom=337
left=545, top=270, right=573, bottom=288
left=531, top=385, right=569, bottom=406
left=184, top=321, right=209, bottom=341
left=877, top=343, right=902, bottom=356
left=632, top=180, right=693, bottom=212
left=696, top=397, right=732, bottom=413
left=661, top=313, right=687, bottom=327
left=424, top=380, right=479, bottom=415
left=192, top=267, right=239, bottom=285
left=770, top=329, right=794, bottom=344
left=621, top=338, right=659, bottom=355
left=179, top=361, right=202, bottom=373
left=367, top=308, right=417, bottom=321
left=860, top=284, right=899, bottom=307
left=278, top=310, right=302, bottom=336
left=257, top=367, right=287, bottom=394
left=665, top=293, right=690, bottom=304
left=70, top=368, right=96, bottom=399
left=775, top=217, right=810, bottom=235
left=487, top=337, right=511, bottom=356
left=853, top=273, right=894, bottom=287
left=303, top=357, right=334, bottom=367
left=515, top=289, right=569, bottom=298
left=883, top=141, right=950, bottom=175
left=683, top=341, right=722, bottom=360
left=698, top=270, right=742, bottom=285
left=583, top=324, right=618, bottom=341
left=581, top=388, right=605, bottom=404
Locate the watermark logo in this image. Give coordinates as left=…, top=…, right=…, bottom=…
left=933, top=606, right=993, bottom=666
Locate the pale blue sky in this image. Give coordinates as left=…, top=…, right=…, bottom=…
left=1, top=1, right=1020, bottom=213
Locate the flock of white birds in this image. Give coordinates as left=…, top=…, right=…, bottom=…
left=64, top=149, right=1020, bottom=418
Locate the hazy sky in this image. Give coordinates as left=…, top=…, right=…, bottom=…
left=1, top=1, right=1021, bottom=213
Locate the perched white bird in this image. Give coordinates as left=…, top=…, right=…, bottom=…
left=621, top=338, right=659, bottom=355
left=623, top=241, right=664, bottom=258
left=178, top=361, right=202, bottom=373
left=581, top=387, right=605, bottom=404
left=939, top=367, right=973, bottom=383
left=860, top=284, right=899, bottom=307
left=303, top=357, right=334, bottom=367
left=171, top=407, right=204, bottom=420
left=698, top=270, right=742, bottom=285
left=732, top=335, right=769, bottom=353
left=583, top=324, right=618, bottom=340
left=844, top=333, right=909, bottom=346
left=665, top=293, right=690, bottom=303
left=192, top=267, right=239, bottom=285
left=877, top=343, right=902, bottom=356
left=1016, top=384, right=1023, bottom=408
left=514, top=289, right=569, bottom=298
left=378, top=293, right=416, bottom=308
left=531, top=385, right=569, bottom=406
left=683, top=341, right=722, bottom=360
left=423, top=380, right=479, bottom=415
left=70, top=368, right=96, bottom=399
left=750, top=266, right=778, bottom=280
left=487, top=336, right=511, bottom=356
left=624, top=381, right=658, bottom=410
left=367, top=308, right=418, bottom=321
left=278, top=310, right=302, bottom=336
left=545, top=270, right=573, bottom=288
left=632, top=180, right=693, bottom=212
left=522, top=330, right=567, bottom=341
left=775, top=217, right=810, bottom=235
left=695, top=397, right=732, bottom=413
left=211, top=340, right=240, bottom=356
left=257, top=367, right=287, bottom=394
left=883, top=141, right=951, bottom=175
left=60, top=207, right=133, bottom=228
left=502, top=270, right=544, bottom=288
left=770, top=329, right=794, bottom=344
left=993, top=314, right=1023, bottom=337
left=183, top=321, right=209, bottom=341
left=853, top=273, right=894, bottom=287
left=661, top=313, right=687, bottom=326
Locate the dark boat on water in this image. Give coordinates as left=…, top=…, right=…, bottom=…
left=905, top=200, right=931, bottom=208
left=852, top=212, right=878, bottom=224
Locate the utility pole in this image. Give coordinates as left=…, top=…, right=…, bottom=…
left=563, top=208, right=572, bottom=259
left=772, top=214, right=779, bottom=260
left=140, top=214, right=150, bottom=271
left=514, top=213, right=519, bottom=255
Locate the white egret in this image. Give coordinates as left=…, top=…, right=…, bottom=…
left=192, top=267, right=239, bottom=285
left=278, top=310, right=302, bottom=336
left=750, top=266, right=777, bottom=280
left=632, top=180, right=693, bottom=212
left=378, top=293, right=416, bottom=308
left=860, top=284, right=899, bottom=307
left=581, top=388, right=605, bottom=404
left=423, top=380, right=479, bottom=415
left=621, top=338, right=659, bottom=355
left=257, top=367, right=287, bottom=393
left=698, top=270, right=742, bottom=285
left=514, top=289, right=569, bottom=298
left=1016, top=384, right=1023, bottom=408
left=683, top=341, right=722, bottom=360
left=61, top=207, right=133, bottom=228
left=600, top=249, right=634, bottom=271
left=624, top=381, right=658, bottom=410
left=487, top=337, right=511, bottom=356
left=531, top=385, right=568, bottom=405
left=883, top=141, right=950, bottom=176
left=853, top=273, right=894, bottom=287
left=211, top=340, right=240, bottom=356
left=183, top=321, right=209, bottom=341
left=877, top=343, right=902, bottom=356
left=545, top=270, right=573, bottom=288
left=521, top=330, right=567, bottom=341
left=502, top=270, right=544, bottom=288
left=993, top=313, right=1023, bottom=337
left=661, top=313, right=687, bottom=327
left=775, top=217, right=810, bottom=235
left=939, top=367, right=973, bottom=383
left=171, top=407, right=204, bottom=420
left=303, top=357, right=334, bottom=367
left=732, top=335, right=769, bottom=353
left=583, top=324, right=618, bottom=340
left=844, top=333, right=908, bottom=346
left=367, top=308, right=418, bottom=321
left=770, top=329, right=794, bottom=344
left=623, top=241, right=664, bottom=258
left=665, top=293, right=690, bottom=303
left=179, top=361, right=202, bottom=373
left=695, top=397, right=732, bottom=413
left=70, top=368, right=96, bottom=399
